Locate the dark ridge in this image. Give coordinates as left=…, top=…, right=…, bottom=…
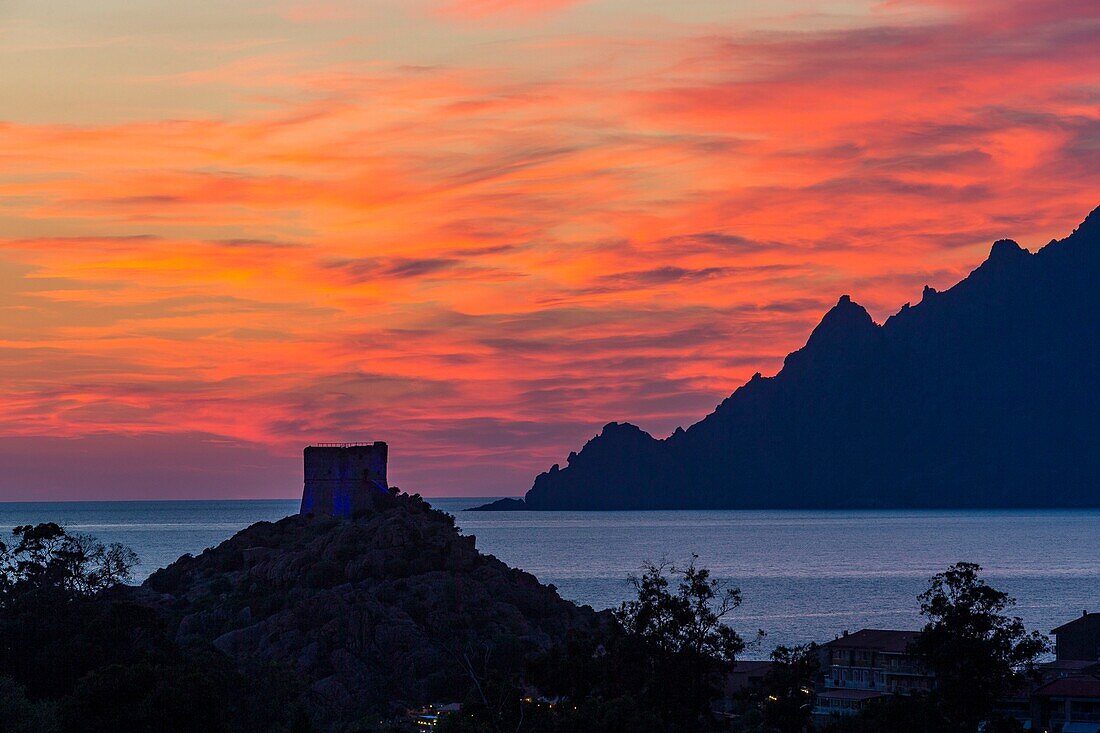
left=140, top=492, right=600, bottom=726
left=472, top=206, right=1100, bottom=510
left=474, top=496, right=528, bottom=511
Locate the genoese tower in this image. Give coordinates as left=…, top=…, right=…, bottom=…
left=299, top=442, right=389, bottom=518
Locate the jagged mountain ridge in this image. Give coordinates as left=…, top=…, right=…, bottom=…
left=476, top=207, right=1100, bottom=510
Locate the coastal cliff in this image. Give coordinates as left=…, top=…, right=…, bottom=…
left=476, top=207, right=1100, bottom=510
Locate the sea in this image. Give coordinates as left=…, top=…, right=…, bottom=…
left=2, top=498, right=1097, bottom=656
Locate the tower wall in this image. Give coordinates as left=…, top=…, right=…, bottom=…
left=300, top=442, right=388, bottom=518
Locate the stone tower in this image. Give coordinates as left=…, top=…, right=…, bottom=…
left=300, top=442, right=389, bottom=518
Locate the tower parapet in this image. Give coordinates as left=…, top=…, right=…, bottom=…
left=300, top=442, right=389, bottom=518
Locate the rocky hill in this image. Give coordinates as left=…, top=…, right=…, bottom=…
left=476, top=207, right=1100, bottom=510
left=142, top=493, right=600, bottom=728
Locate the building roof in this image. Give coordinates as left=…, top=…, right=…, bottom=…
left=816, top=689, right=890, bottom=701
left=731, top=661, right=775, bottom=675
left=1040, top=660, right=1100, bottom=672
left=1051, top=611, right=1100, bottom=633
left=1033, top=675, right=1100, bottom=699
left=308, top=441, right=385, bottom=449
left=823, top=629, right=921, bottom=653
left=1058, top=723, right=1100, bottom=733
left=1053, top=612, right=1100, bottom=635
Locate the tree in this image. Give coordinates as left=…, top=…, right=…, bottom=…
left=455, top=557, right=753, bottom=733
left=912, top=562, right=1048, bottom=733
left=760, top=644, right=820, bottom=733
left=0, top=523, right=307, bottom=733
left=0, top=676, right=58, bottom=733
left=0, top=523, right=137, bottom=606
left=0, top=523, right=151, bottom=699
left=614, top=555, right=749, bottom=730
left=616, top=555, right=746, bottom=664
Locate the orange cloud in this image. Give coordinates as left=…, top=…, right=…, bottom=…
left=432, top=0, right=583, bottom=20
left=0, top=0, right=1096, bottom=498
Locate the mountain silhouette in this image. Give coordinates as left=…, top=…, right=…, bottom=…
left=474, top=207, right=1100, bottom=510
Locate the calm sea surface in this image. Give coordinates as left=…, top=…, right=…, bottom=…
left=2, top=498, right=1097, bottom=655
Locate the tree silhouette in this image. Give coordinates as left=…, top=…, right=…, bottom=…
left=913, top=562, right=1048, bottom=733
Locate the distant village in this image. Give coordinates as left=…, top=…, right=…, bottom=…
left=404, top=612, right=1100, bottom=731
left=720, top=612, right=1100, bottom=732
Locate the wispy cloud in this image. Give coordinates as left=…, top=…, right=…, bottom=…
left=0, top=0, right=1096, bottom=496
left=432, top=0, right=583, bottom=20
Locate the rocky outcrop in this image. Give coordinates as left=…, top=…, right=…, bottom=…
left=143, top=493, right=600, bottom=728
left=475, top=206, right=1100, bottom=510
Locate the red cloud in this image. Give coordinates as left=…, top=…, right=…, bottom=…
left=432, top=0, right=582, bottom=19
left=0, top=0, right=1096, bottom=497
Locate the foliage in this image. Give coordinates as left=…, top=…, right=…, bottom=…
left=616, top=555, right=747, bottom=662
left=759, top=644, right=820, bottom=733
left=613, top=556, right=748, bottom=729
left=440, top=556, right=751, bottom=733
left=0, top=523, right=163, bottom=700
left=912, top=562, right=1048, bottom=733
left=0, top=676, right=59, bottom=733
left=0, top=522, right=137, bottom=606
left=826, top=562, right=1048, bottom=733
left=0, top=523, right=310, bottom=733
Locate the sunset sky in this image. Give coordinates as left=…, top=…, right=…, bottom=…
left=1, top=0, right=1097, bottom=499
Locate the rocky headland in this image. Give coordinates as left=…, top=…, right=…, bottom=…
left=140, top=492, right=602, bottom=729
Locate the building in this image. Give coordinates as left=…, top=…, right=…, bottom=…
left=1026, top=613, right=1100, bottom=732
left=1053, top=612, right=1100, bottom=662
left=994, top=661, right=1100, bottom=729
left=1030, top=674, right=1100, bottom=733
left=726, top=660, right=775, bottom=696
left=300, top=442, right=389, bottom=518
left=808, top=615, right=1100, bottom=729
left=716, top=660, right=775, bottom=715
left=814, top=688, right=890, bottom=718
left=1040, top=660, right=1100, bottom=683
left=409, top=703, right=461, bottom=728
left=813, top=629, right=933, bottom=720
